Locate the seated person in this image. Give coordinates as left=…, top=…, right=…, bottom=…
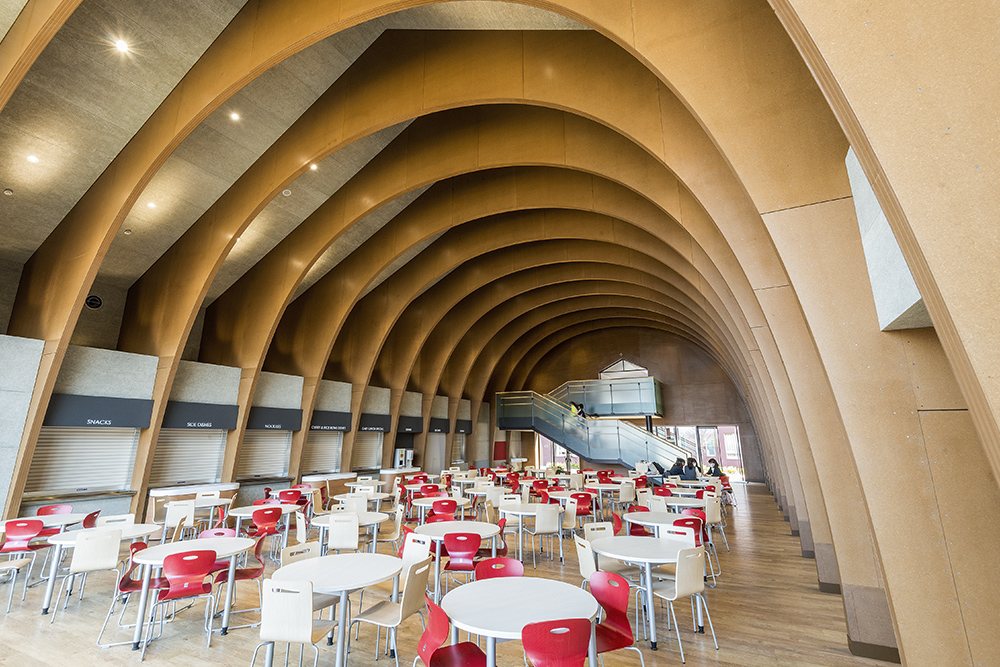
left=667, top=457, right=686, bottom=477
left=706, top=458, right=724, bottom=476
left=680, top=457, right=701, bottom=480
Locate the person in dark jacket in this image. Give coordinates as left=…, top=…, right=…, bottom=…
left=680, top=457, right=701, bottom=480
left=667, top=458, right=685, bottom=476
left=706, top=458, right=723, bottom=476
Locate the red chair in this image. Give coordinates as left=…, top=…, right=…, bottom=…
left=521, top=618, right=592, bottom=667
left=610, top=513, right=623, bottom=536
left=663, top=482, right=678, bottom=489
left=290, top=483, right=313, bottom=507
left=36, top=504, right=73, bottom=538
left=626, top=505, right=652, bottom=536
left=696, top=486, right=718, bottom=499
left=653, top=486, right=673, bottom=497
left=673, top=517, right=703, bottom=547
left=81, top=509, right=101, bottom=528
left=141, top=550, right=218, bottom=659
left=421, top=484, right=440, bottom=496
left=252, top=498, right=281, bottom=506
left=0, top=519, right=51, bottom=601
left=570, top=493, right=594, bottom=521
left=424, top=514, right=455, bottom=524
left=474, top=557, right=523, bottom=580
left=199, top=528, right=238, bottom=574
left=590, top=571, right=646, bottom=667
left=214, top=534, right=267, bottom=617
left=429, top=499, right=457, bottom=520
left=278, top=489, right=302, bottom=504
left=416, top=595, right=487, bottom=666
left=681, top=509, right=709, bottom=543
left=98, top=542, right=168, bottom=647
left=246, top=507, right=284, bottom=558
left=442, top=533, right=480, bottom=591
left=633, top=475, right=648, bottom=489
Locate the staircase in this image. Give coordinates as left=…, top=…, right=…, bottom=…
left=495, top=390, right=691, bottom=469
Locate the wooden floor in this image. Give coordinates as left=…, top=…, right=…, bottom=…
left=0, top=484, right=889, bottom=666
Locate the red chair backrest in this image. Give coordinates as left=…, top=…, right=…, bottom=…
left=431, top=499, right=457, bottom=517
left=570, top=493, right=592, bottom=510
left=680, top=509, right=709, bottom=542
left=291, top=484, right=311, bottom=489
left=251, top=507, right=282, bottom=534
left=703, top=485, right=717, bottom=494
left=522, top=618, right=592, bottom=667
left=626, top=505, right=650, bottom=536
left=420, top=484, right=439, bottom=495
left=418, top=595, right=451, bottom=665
left=634, top=475, right=648, bottom=488
left=424, top=514, right=455, bottom=524
left=654, top=486, right=673, bottom=497
left=278, top=490, right=301, bottom=503
left=159, top=550, right=216, bottom=601
left=596, top=473, right=612, bottom=484
left=397, top=525, right=415, bottom=558
left=412, top=475, right=429, bottom=483
left=119, top=542, right=148, bottom=592
left=610, top=513, right=623, bottom=535
left=38, top=504, right=72, bottom=516
left=590, top=571, right=635, bottom=642
left=442, top=533, right=480, bottom=569
left=475, top=557, right=524, bottom=579
left=253, top=498, right=281, bottom=506
left=199, top=528, right=236, bottom=538
left=1, top=519, right=44, bottom=550
left=672, top=516, right=703, bottom=547
left=82, top=510, right=101, bottom=528
left=663, top=482, right=677, bottom=488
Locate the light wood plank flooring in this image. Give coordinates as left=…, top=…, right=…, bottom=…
left=0, top=484, right=889, bottom=666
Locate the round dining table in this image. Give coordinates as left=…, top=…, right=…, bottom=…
left=496, top=502, right=562, bottom=561
left=312, top=511, right=388, bottom=553
left=414, top=520, right=500, bottom=603
left=411, top=495, right=471, bottom=522
left=130, top=536, right=255, bottom=649
left=272, top=553, right=402, bottom=667
left=228, top=504, right=300, bottom=550
left=441, top=576, right=599, bottom=667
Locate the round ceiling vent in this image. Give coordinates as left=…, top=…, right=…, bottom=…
left=84, top=294, right=103, bottom=310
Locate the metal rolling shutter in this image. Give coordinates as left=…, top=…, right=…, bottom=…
left=351, top=431, right=382, bottom=469
left=237, top=431, right=292, bottom=480
left=25, top=427, right=138, bottom=496
left=301, top=431, right=343, bottom=474
left=450, top=433, right=466, bottom=464
left=149, top=429, right=226, bottom=487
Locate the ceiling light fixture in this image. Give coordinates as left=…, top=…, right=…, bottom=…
left=230, top=112, right=240, bottom=121
left=3, top=188, right=12, bottom=196
left=26, top=155, right=38, bottom=163
left=115, top=39, right=128, bottom=52
left=147, top=202, right=156, bottom=209
left=282, top=189, right=292, bottom=197
left=123, top=228, right=132, bottom=235
left=310, top=164, right=318, bottom=171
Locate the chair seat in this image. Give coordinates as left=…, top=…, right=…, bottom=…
left=312, top=593, right=339, bottom=612
left=429, top=641, right=488, bottom=667
left=650, top=579, right=677, bottom=599
left=596, top=554, right=641, bottom=578
left=351, top=599, right=400, bottom=626
left=215, top=566, right=264, bottom=584
left=595, top=624, right=634, bottom=653
left=157, top=581, right=212, bottom=602
left=120, top=576, right=169, bottom=594
left=0, top=557, right=32, bottom=572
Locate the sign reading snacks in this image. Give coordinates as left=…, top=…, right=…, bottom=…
left=43, top=394, right=154, bottom=428
left=247, top=406, right=302, bottom=431
left=309, top=410, right=352, bottom=432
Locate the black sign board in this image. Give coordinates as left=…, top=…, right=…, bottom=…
left=428, top=417, right=450, bottom=434
left=455, top=419, right=473, bottom=434
left=247, top=406, right=302, bottom=431
left=162, top=401, right=239, bottom=429
left=396, top=415, right=423, bottom=433
left=358, top=413, right=391, bottom=432
left=309, top=410, right=353, bottom=432
left=43, top=393, right=154, bottom=428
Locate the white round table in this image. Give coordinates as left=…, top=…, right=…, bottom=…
left=229, top=504, right=300, bottom=550
left=42, top=523, right=159, bottom=615
left=415, top=521, right=500, bottom=603
left=333, top=492, right=391, bottom=513
left=312, top=511, right=388, bottom=553
left=497, top=502, right=562, bottom=561
left=583, top=482, right=624, bottom=519
left=441, top=576, right=599, bottom=666
left=412, top=496, right=471, bottom=523
left=590, top=535, right=690, bottom=651
left=661, top=497, right=707, bottom=511
left=623, top=511, right=699, bottom=538
left=347, top=480, right=387, bottom=490
left=274, top=553, right=402, bottom=667
left=131, top=536, right=255, bottom=648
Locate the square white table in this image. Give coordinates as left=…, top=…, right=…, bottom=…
left=272, top=552, right=402, bottom=667
left=441, top=576, right=599, bottom=666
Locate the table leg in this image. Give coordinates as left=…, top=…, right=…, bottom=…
left=486, top=637, right=496, bottom=667
left=644, top=562, right=657, bottom=650
left=588, top=620, right=598, bottom=665
left=433, top=540, right=443, bottom=604
left=40, top=544, right=63, bottom=614
left=518, top=519, right=524, bottom=561
left=131, top=564, right=152, bottom=650
left=334, top=589, right=349, bottom=667
left=220, top=554, right=237, bottom=634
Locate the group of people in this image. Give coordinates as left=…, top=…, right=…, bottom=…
left=667, top=456, right=724, bottom=479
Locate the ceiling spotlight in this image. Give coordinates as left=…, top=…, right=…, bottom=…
left=123, top=228, right=133, bottom=235
left=146, top=202, right=156, bottom=209
left=115, top=39, right=128, bottom=52
left=310, top=164, right=318, bottom=171
left=3, top=188, right=12, bottom=196
left=230, top=112, right=240, bottom=121
left=282, top=189, right=292, bottom=197
left=26, top=155, right=38, bottom=163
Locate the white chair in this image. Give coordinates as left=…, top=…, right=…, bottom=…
left=162, top=500, right=196, bottom=543
left=344, top=493, right=368, bottom=515
left=280, top=542, right=339, bottom=616
left=635, top=489, right=652, bottom=508
left=610, top=481, right=636, bottom=514
left=561, top=497, right=580, bottom=538
left=376, top=506, right=406, bottom=553
left=50, top=528, right=124, bottom=624
left=347, top=557, right=433, bottom=667
left=583, top=522, right=641, bottom=581
left=525, top=504, right=562, bottom=566
left=647, top=496, right=668, bottom=513
left=0, top=557, right=33, bottom=613
left=650, top=547, right=718, bottom=663
left=251, top=579, right=338, bottom=667
left=96, top=513, right=135, bottom=527
left=327, top=514, right=361, bottom=554
left=498, top=494, right=522, bottom=535
left=293, top=511, right=309, bottom=545
left=569, top=472, right=583, bottom=490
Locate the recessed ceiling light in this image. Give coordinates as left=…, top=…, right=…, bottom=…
left=230, top=112, right=240, bottom=121
left=123, top=228, right=132, bottom=235
left=310, top=164, right=318, bottom=171
left=3, top=188, right=12, bottom=196
left=147, top=202, right=156, bottom=209
left=26, top=155, right=38, bottom=163
left=115, top=39, right=128, bottom=53
left=282, top=189, right=292, bottom=197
